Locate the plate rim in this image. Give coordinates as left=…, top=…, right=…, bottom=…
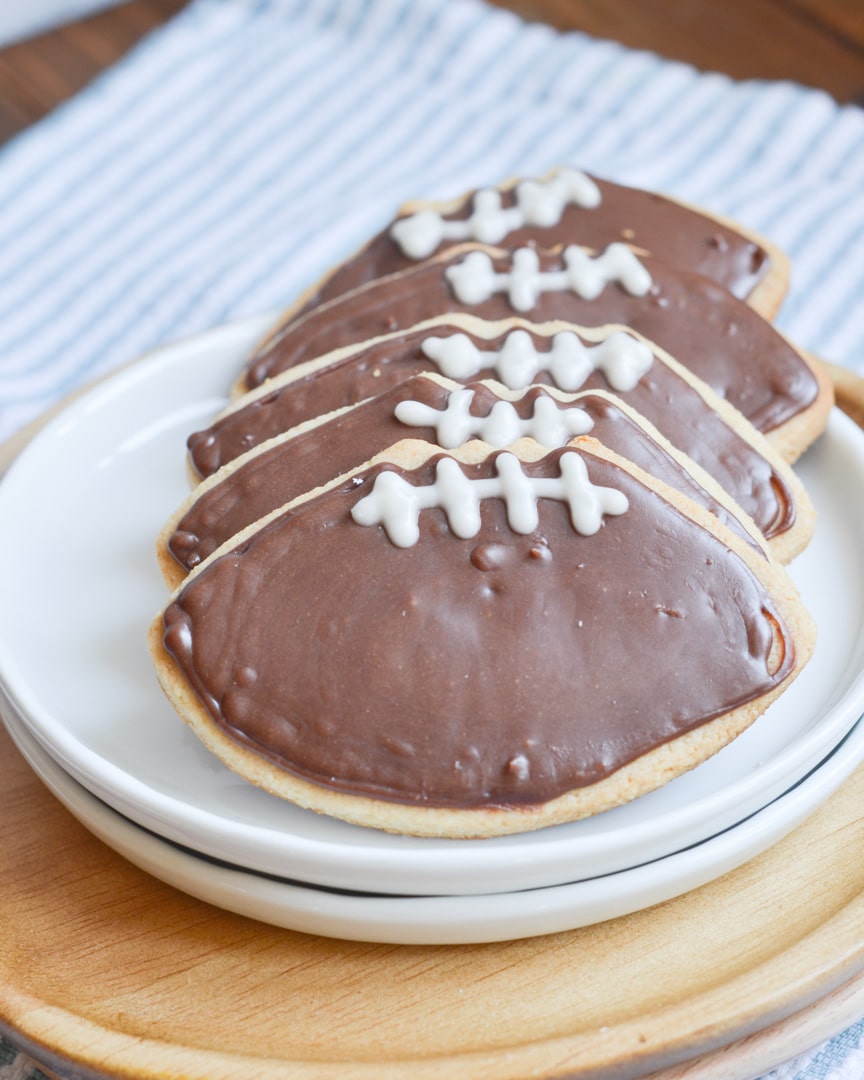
left=3, top=710, right=864, bottom=1080
left=4, top=692, right=864, bottom=945
left=1, top=318, right=864, bottom=896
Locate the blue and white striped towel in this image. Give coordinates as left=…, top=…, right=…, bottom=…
left=0, top=1, right=862, bottom=1077
left=0, top=0, right=863, bottom=442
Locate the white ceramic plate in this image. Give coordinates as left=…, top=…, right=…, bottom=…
left=4, top=691, right=864, bottom=945
left=0, top=315, right=863, bottom=897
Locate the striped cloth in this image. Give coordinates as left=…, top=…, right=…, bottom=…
left=0, top=1, right=862, bottom=1077
left=0, top=0, right=863, bottom=441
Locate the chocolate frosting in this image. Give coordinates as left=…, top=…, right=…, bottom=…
left=162, top=448, right=795, bottom=810
left=188, top=326, right=795, bottom=545
left=242, top=248, right=816, bottom=436
left=295, top=175, right=769, bottom=317
left=172, top=380, right=766, bottom=574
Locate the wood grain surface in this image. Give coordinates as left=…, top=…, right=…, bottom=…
left=1, top=715, right=864, bottom=1080
left=1, top=3, right=863, bottom=1078
left=0, top=0, right=185, bottom=143
left=490, top=0, right=864, bottom=103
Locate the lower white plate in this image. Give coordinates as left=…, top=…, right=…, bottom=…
left=4, top=692, right=864, bottom=945
left=0, top=316, right=863, bottom=897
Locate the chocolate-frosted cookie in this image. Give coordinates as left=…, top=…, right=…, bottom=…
left=236, top=245, right=831, bottom=461
left=185, top=317, right=812, bottom=561
left=285, top=167, right=788, bottom=321
left=149, top=438, right=814, bottom=838
left=169, top=351, right=811, bottom=587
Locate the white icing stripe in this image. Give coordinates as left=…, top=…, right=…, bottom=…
left=390, top=168, right=602, bottom=260
left=394, top=387, right=594, bottom=449
left=444, top=244, right=652, bottom=312
left=351, top=451, right=629, bottom=548
left=420, top=329, right=654, bottom=392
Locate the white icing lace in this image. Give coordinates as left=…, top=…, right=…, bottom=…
left=394, top=387, right=593, bottom=449
left=351, top=451, right=629, bottom=548
left=444, top=244, right=652, bottom=312
left=420, top=329, right=654, bottom=392
left=390, top=168, right=602, bottom=259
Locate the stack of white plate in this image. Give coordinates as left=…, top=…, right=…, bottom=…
left=1, top=315, right=863, bottom=946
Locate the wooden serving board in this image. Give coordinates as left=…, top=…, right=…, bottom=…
left=1, top=359, right=864, bottom=1080
left=0, top=721, right=863, bottom=1080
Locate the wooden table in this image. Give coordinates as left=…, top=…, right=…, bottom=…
left=0, top=0, right=862, bottom=147
left=1, top=3, right=864, bottom=1079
